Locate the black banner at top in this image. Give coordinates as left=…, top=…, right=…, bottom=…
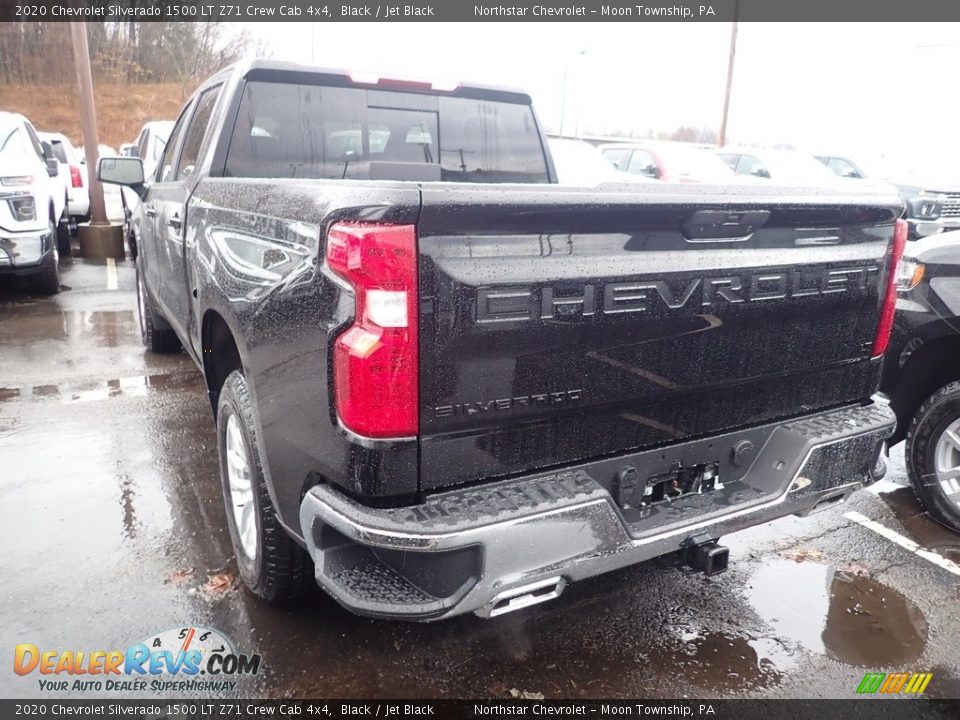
left=3, top=0, right=960, bottom=22
left=1, top=699, right=960, bottom=720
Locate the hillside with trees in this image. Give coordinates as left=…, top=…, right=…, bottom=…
left=0, top=21, right=258, bottom=147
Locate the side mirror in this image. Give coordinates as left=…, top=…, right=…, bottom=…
left=641, top=163, right=660, bottom=179
left=750, top=166, right=771, bottom=179
left=98, top=156, right=144, bottom=188
left=841, top=168, right=861, bottom=179
left=120, top=144, right=139, bottom=158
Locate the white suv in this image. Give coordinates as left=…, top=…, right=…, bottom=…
left=0, top=112, right=69, bottom=294
left=40, top=131, right=90, bottom=227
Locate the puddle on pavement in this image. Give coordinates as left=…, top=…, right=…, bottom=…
left=746, top=559, right=927, bottom=667
left=0, top=371, right=202, bottom=404
left=644, top=630, right=782, bottom=693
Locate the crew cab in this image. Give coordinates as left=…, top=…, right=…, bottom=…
left=0, top=112, right=69, bottom=293
left=100, top=61, right=905, bottom=621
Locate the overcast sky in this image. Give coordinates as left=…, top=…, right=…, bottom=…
left=247, top=22, right=960, bottom=180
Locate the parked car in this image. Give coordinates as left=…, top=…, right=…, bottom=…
left=100, top=60, right=904, bottom=621
left=881, top=231, right=960, bottom=532
left=816, top=153, right=960, bottom=240
left=129, top=120, right=173, bottom=180
left=77, top=143, right=126, bottom=226
left=0, top=112, right=69, bottom=293
left=120, top=121, right=173, bottom=256
left=40, top=131, right=89, bottom=227
left=548, top=138, right=651, bottom=185
left=601, top=141, right=735, bottom=183
left=716, top=147, right=843, bottom=186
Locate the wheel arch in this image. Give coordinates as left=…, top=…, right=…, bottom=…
left=889, top=334, right=960, bottom=445
left=201, top=309, right=245, bottom=416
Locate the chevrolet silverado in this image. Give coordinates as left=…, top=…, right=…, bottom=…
left=99, top=60, right=906, bottom=621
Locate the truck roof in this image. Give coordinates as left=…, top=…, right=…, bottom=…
left=233, top=59, right=533, bottom=106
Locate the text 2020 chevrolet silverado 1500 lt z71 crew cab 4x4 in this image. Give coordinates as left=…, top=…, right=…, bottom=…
left=99, top=60, right=905, bottom=621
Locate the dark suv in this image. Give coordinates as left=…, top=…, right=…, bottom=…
left=881, top=231, right=960, bottom=531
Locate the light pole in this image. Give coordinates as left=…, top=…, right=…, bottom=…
left=69, top=22, right=124, bottom=258
left=718, top=1, right=740, bottom=148
left=69, top=22, right=106, bottom=225
left=559, top=49, right=588, bottom=138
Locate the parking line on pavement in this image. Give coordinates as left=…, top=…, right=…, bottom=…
left=844, top=510, right=960, bottom=577
left=106, top=258, right=117, bottom=290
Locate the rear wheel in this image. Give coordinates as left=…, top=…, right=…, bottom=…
left=56, top=201, right=72, bottom=258
left=905, top=381, right=960, bottom=532
left=217, top=370, right=308, bottom=604
left=135, top=256, right=180, bottom=353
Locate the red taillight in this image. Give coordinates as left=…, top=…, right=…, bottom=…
left=326, top=222, right=419, bottom=438
left=69, top=165, right=82, bottom=188
left=871, top=218, right=908, bottom=358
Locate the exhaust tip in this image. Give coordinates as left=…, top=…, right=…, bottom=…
left=477, top=576, right=566, bottom=618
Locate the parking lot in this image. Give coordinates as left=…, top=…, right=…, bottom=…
left=1, top=255, right=958, bottom=700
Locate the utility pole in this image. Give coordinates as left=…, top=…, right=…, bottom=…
left=718, top=2, right=739, bottom=148
left=69, top=22, right=106, bottom=225
left=69, top=22, right=123, bottom=258
left=559, top=49, right=588, bottom=138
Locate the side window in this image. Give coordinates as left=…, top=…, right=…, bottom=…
left=136, top=130, right=150, bottom=160
left=50, top=140, right=69, bottom=163
left=827, top=158, right=862, bottom=179
left=176, top=86, right=222, bottom=181
left=157, top=109, right=191, bottom=183
left=602, top=147, right=631, bottom=169
left=23, top=122, right=44, bottom=159
left=627, top=149, right=659, bottom=178
left=737, top=155, right=769, bottom=178
left=716, top=153, right=738, bottom=171
left=153, top=135, right=167, bottom=163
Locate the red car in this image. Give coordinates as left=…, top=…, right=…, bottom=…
left=599, top=141, right=735, bottom=183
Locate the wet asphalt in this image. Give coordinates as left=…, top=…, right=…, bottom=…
left=1, top=256, right=959, bottom=701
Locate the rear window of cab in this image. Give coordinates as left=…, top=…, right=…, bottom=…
left=223, top=81, right=549, bottom=183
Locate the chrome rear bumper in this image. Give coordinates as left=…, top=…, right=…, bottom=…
left=300, top=399, right=895, bottom=621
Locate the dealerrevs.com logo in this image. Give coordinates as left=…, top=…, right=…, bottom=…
left=14, top=626, right=261, bottom=693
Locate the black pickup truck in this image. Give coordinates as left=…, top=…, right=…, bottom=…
left=99, top=60, right=905, bottom=621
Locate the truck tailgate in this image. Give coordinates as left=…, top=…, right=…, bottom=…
left=416, top=184, right=902, bottom=490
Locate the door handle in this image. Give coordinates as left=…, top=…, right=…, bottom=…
left=167, top=214, right=182, bottom=231
left=143, top=203, right=156, bottom=217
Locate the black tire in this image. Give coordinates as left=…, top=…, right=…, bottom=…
left=56, top=219, right=72, bottom=257
left=127, top=227, right=138, bottom=260
left=56, top=201, right=72, bottom=257
left=32, top=252, right=61, bottom=295
left=135, top=256, right=180, bottom=353
left=905, top=380, right=960, bottom=533
left=217, top=370, right=308, bottom=604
